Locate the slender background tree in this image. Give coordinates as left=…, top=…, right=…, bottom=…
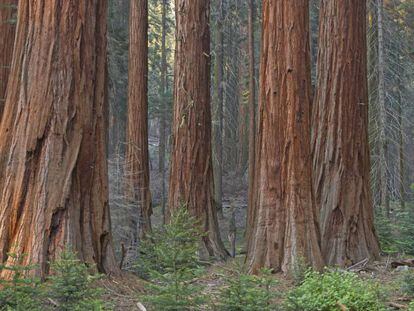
left=125, top=0, right=152, bottom=240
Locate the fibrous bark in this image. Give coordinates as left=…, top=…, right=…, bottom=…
left=247, top=0, right=323, bottom=274
left=312, top=0, right=380, bottom=266
left=0, top=0, right=119, bottom=279
left=168, top=0, right=228, bottom=259
left=0, top=0, right=17, bottom=117
left=125, top=0, right=152, bottom=239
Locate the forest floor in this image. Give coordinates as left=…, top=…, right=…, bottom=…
left=104, top=172, right=413, bottom=310
left=98, top=255, right=414, bottom=310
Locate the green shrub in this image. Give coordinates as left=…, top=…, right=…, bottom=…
left=217, top=262, right=278, bottom=311
left=291, top=256, right=309, bottom=286
left=137, top=207, right=206, bottom=310
left=45, top=250, right=106, bottom=311
left=0, top=253, right=42, bottom=311
left=285, top=269, right=387, bottom=311
left=401, top=269, right=414, bottom=296
left=375, top=203, right=414, bottom=255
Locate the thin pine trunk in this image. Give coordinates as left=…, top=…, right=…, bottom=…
left=246, top=0, right=256, bottom=244
left=213, top=0, right=224, bottom=218
left=159, top=0, right=168, bottom=224
left=125, top=0, right=152, bottom=239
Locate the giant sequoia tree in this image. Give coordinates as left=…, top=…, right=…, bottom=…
left=247, top=0, right=323, bottom=274
left=125, top=0, right=152, bottom=239
left=0, top=0, right=119, bottom=278
left=312, top=0, right=380, bottom=266
left=168, top=0, right=228, bottom=259
left=0, top=0, right=17, bottom=117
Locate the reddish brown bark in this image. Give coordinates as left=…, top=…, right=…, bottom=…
left=312, top=0, right=380, bottom=266
left=168, top=0, right=228, bottom=259
left=0, top=0, right=17, bottom=117
left=125, top=0, right=152, bottom=239
left=247, top=0, right=323, bottom=274
left=0, top=0, right=119, bottom=278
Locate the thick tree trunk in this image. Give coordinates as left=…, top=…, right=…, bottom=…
left=312, top=0, right=380, bottom=266
left=247, top=0, right=323, bottom=274
left=0, top=0, right=17, bottom=117
left=159, top=0, right=168, bottom=224
left=125, top=0, right=152, bottom=239
left=246, top=0, right=256, bottom=244
left=213, top=0, right=224, bottom=218
left=169, top=0, right=228, bottom=260
left=0, top=0, right=119, bottom=279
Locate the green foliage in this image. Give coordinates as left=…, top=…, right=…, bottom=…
left=401, top=269, right=414, bottom=296
left=45, top=250, right=106, bottom=311
left=137, top=207, right=206, bottom=310
left=217, top=263, right=278, bottom=311
left=375, top=204, right=414, bottom=255
left=291, top=256, right=309, bottom=286
left=0, top=253, right=42, bottom=311
left=285, top=269, right=387, bottom=311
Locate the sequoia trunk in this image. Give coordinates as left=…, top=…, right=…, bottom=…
left=168, top=0, right=228, bottom=259
left=312, top=0, right=380, bottom=266
left=125, top=0, right=152, bottom=239
left=0, top=0, right=119, bottom=278
left=247, top=0, right=323, bottom=274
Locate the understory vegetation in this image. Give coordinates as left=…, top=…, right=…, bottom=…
left=0, top=251, right=107, bottom=311
left=4, top=207, right=413, bottom=311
